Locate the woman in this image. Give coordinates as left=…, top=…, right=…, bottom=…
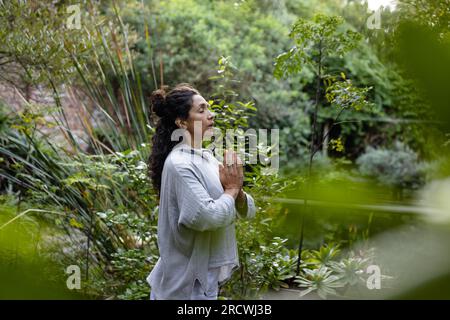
left=146, top=83, right=256, bottom=300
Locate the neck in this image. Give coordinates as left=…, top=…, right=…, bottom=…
left=183, top=132, right=203, bottom=149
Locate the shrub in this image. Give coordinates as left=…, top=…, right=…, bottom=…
left=356, top=141, right=425, bottom=194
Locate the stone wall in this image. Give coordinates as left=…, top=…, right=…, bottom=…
left=0, top=81, right=94, bottom=152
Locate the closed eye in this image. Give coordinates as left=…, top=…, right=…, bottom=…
left=198, top=103, right=210, bottom=113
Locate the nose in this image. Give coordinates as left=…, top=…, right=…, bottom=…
left=208, top=109, right=215, bottom=119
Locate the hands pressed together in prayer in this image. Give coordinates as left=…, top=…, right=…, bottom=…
left=219, top=150, right=247, bottom=215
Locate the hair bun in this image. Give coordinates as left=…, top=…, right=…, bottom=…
left=150, top=86, right=169, bottom=118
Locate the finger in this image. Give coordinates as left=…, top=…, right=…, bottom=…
left=228, top=160, right=234, bottom=175
left=236, top=153, right=243, bottom=177
left=219, top=165, right=225, bottom=179
left=229, top=151, right=234, bottom=169
left=232, top=152, right=238, bottom=175
left=225, top=149, right=233, bottom=167
left=227, top=150, right=232, bottom=167
left=222, top=152, right=232, bottom=175
left=236, top=153, right=243, bottom=166
left=238, top=158, right=244, bottom=173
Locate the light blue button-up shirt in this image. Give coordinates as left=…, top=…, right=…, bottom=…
left=147, top=142, right=256, bottom=299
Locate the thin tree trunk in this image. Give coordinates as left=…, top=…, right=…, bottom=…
left=308, top=50, right=322, bottom=174
left=323, top=122, right=329, bottom=157
left=296, top=42, right=322, bottom=276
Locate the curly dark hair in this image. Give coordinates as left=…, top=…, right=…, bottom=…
left=148, top=83, right=200, bottom=196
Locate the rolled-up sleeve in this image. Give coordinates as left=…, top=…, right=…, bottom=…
left=172, top=163, right=236, bottom=232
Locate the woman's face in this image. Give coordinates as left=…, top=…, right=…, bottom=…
left=183, top=94, right=215, bottom=139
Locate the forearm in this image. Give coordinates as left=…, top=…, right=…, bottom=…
left=224, top=188, right=247, bottom=215
left=235, top=188, right=248, bottom=217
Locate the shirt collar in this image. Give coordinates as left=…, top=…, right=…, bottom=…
left=173, top=142, right=214, bottom=161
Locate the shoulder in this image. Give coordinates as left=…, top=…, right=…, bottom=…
left=165, top=149, right=187, bottom=169
left=163, top=148, right=197, bottom=178
left=164, top=146, right=219, bottom=177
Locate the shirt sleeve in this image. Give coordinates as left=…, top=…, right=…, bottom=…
left=172, top=162, right=236, bottom=232
left=236, top=192, right=257, bottom=220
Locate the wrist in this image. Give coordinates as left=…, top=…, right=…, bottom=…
left=224, top=188, right=240, bottom=199
left=236, top=188, right=247, bottom=214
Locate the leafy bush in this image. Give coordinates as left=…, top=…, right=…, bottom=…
left=296, top=244, right=387, bottom=299
left=356, top=141, right=425, bottom=192
left=0, top=195, right=88, bottom=299
left=220, top=217, right=297, bottom=299
left=295, top=266, right=343, bottom=299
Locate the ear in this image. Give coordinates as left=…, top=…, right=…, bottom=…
left=175, top=118, right=186, bottom=129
